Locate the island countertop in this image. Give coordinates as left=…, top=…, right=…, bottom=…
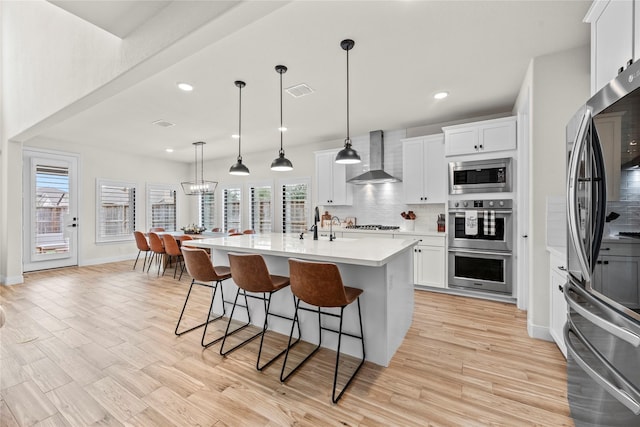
left=183, top=232, right=418, bottom=267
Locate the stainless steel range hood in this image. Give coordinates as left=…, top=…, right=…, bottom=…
left=348, top=130, right=401, bottom=184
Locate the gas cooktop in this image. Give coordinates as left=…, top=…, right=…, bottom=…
left=344, top=224, right=400, bottom=231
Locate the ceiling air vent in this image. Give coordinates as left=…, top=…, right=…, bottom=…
left=152, top=119, right=175, bottom=128
left=285, top=83, right=314, bottom=98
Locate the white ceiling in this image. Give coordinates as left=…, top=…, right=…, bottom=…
left=38, top=1, right=592, bottom=163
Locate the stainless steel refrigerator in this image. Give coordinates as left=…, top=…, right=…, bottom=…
left=565, top=60, right=640, bottom=426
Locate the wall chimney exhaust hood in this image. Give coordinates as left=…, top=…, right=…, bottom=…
left=348, top=130, right=401, bottom=184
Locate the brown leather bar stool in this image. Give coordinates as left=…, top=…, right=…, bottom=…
left=146, top=232, right=166, bottom=276
left=281, top=258, right=365, bottom=404
left=176, top=247, right=233, bottom=347
left=133, top=231, right=151, bottom=271
left=221, top=253, right=300, bottom=371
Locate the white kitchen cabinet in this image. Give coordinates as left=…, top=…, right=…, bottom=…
left=396, top=234, right=446, bottom=288
left=586, top=0, right=635, bottom=94
left=315, top=149, right=352, bottom=206
left=443, top=116, right=516, bottom=157
left=593, top=242, right=640, bottom=309
left=549, top=250, right=568, bottom=359
left=402, top=134, right=446, bottom=204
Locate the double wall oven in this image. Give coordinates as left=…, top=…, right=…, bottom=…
left=448, top=199, right=513, bottom=295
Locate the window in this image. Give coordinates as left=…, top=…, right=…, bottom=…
left=147, top=184, right=177, bottom=231
left=223, top=187, right=242, bottom=232
left=249, top=184, right=272, bottom=233
left=96, top=179, right=136, bottom=243
left=281, top=180, right=309, bottom=234
left=200, top=193, right=217, bottom=230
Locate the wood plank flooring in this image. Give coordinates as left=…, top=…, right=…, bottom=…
left=0, top=261, right=573, bottom=426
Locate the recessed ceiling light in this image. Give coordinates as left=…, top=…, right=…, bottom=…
left=165, top=148, right=174, bottom=153
left=434, top=91, right=449, bottom=100
left=177, top=82, right=193, bottom=92
left=152, top=119, right=175, bottom=127
left=278, top=126, right=287, bottom=132
left=231, top=134, right=240, bottom=139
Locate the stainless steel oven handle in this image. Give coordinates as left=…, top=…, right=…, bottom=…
left=449, top=248, right=511, bottom=257
left=565, top=280, right=640, bottom=347
left=564, top=321, right=640, bottom=415
left=567, top=110, right=592, bottom=281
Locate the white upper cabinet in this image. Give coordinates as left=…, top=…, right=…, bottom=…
left=443, top=116, right=516, bottom=157
left=315, top=149, right=352, bottom=206
left=586, top=0, right=635, bottom=94
left=402, top=134, right=446, bottom=204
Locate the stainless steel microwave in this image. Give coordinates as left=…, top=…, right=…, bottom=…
left=448, top=158, right=512, bottom=194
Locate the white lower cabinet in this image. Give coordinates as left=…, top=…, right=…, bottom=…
left=396, top=234, right=446, bottom=288
left=548, top=250, right=567, bottom=359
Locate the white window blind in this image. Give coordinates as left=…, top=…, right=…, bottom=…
left=250, top=185, right=272, bottom=233
left=200, top=193, right=217, bottom=230
left=223, top=187, right=241, bottom=232
left=282, top=182, right=308, bottom=234
left=147, top=184, right=176, bottom=231
left=96, top=180, right=136, bottom=242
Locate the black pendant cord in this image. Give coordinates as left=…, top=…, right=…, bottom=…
left=238, top=84, right=243, bottom=160
left=346, top=45, right=350, bottom=144
left=279, top=70, right=284, bottom=154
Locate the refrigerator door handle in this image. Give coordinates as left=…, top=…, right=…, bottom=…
left=567, top=110, right=591, bottom=280
left=564, top=320, right=640, bottom=415
left=565, top=280, right=640, bottom=347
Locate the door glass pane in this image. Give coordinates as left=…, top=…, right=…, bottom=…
left=34, top=164, right=69, bottom=254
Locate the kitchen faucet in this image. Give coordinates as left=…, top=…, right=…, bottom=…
left=330, top=216, right=340, bottom=241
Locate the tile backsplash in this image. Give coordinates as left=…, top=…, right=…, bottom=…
left=606, top=170, right=640, bottom=234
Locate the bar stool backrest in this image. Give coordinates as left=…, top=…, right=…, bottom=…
left=182, top=247, right=224, bottom=282
left=288, top=258, right=349, bottom=308
left=228, top=253, right=274, bottom=293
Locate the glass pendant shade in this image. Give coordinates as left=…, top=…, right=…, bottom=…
left=182, top=141, right=218, bottom=195
left=271, top=65, right=293, bottom=171
left=336, top=38, right=361, bottom=165
left=229, top=80, right=250, bottom=176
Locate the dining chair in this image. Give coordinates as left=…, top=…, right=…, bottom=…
left=147, top=232, right=166, bottom=276
left=227, top=228, right=238, bottom=234
left=228, top=233, right=243, bottom=236
left=162, top=234, right=185, bottom=280
left=281, top=258, right=365, bottom=403
left=242, top=229, right=256, bottom=234
left=132, top=231, right=151, bottom=271
left=212, top=227, right=221, bottom=232
left=220, top=253, right=300, bottom=371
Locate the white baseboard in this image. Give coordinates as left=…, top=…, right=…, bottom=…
left=81, top=253, right=137, bottom=266
left=527, top=319, right=553, bottom=342
left=1, top=274, right=25, bottom=286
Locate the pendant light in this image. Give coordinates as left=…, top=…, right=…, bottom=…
left=335, top=39, right=361, bottom=165
left=181, top=141, right=218, bottom=195
left=270, top=65, right=293, bottom=171
left=229, top=80, right=250, bottom=176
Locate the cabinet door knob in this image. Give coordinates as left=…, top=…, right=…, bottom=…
left=601, top=247, right=610, bottom=251
left=479, top=144, right=483, bottom=150
left=474, top=145, right=478, bottom=150
left=604, top=261, right=609, bottom=265
left=558, top=284, right=564, bottom=293
left=558, top=266, right=566, bottom=271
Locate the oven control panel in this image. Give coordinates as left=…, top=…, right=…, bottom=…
left=450, top=199, right=511, bottom=209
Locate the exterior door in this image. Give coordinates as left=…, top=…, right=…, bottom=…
left=23, top=149, right=79, bottom=272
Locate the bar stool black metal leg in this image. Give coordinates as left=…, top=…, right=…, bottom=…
left=201, top=282, right=230, bottom=347
left=218, top=288, right=254, bottom=353
left=256, top=293, right=301, bottom=371
left=175, top=279, right=226, bottom=340
left=331, top=298, right=365, bottom=403
left=280, top=300, right=322, bottom=382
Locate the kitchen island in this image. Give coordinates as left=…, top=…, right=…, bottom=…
left=183, top=233, right=418, bottom=366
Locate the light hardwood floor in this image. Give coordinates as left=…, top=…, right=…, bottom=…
left=0, top=261, right=573, bottom=426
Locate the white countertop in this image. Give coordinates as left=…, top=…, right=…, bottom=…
left=183, top=232, right=418, bottom=267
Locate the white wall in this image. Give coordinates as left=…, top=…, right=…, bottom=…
left=521, top=45, right=590, bottom=339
